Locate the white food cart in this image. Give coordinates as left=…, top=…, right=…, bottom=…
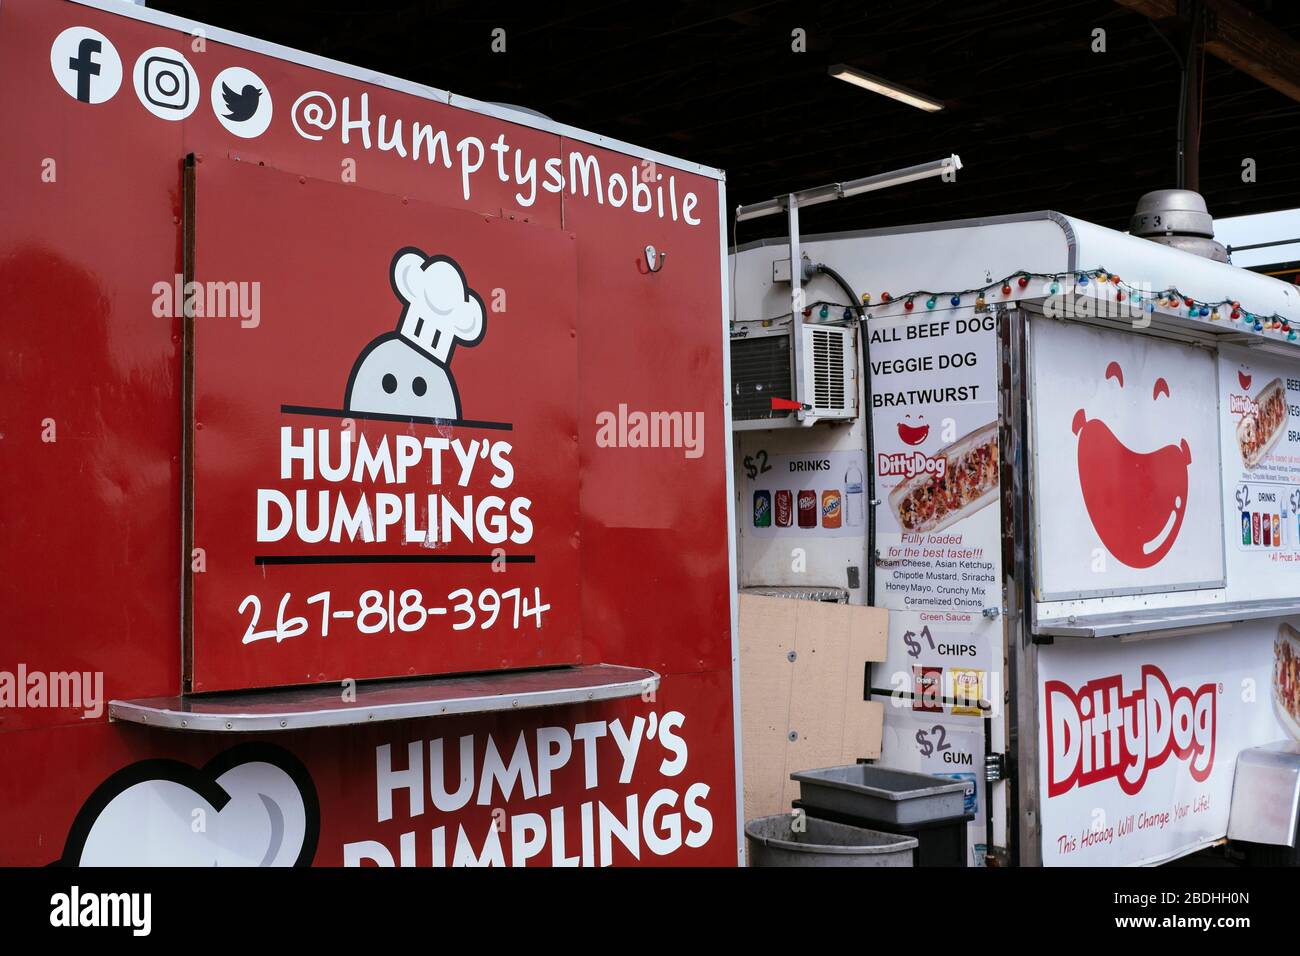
left=731, top=198, right=1300, bottom=865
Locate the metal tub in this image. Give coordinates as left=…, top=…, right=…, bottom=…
left=791, top=765, right=968, bottom=826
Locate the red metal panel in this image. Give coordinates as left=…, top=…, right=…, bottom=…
left=0, top=0, right=736, bottom=864
left=1, top=5, right=190, bottom=731
left=0, top=670, right=735, bottom=867
left=189, top=159, right=581, bottom=691
left=561, top=140, right=731, bottom=680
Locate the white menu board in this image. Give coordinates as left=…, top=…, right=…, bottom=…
left=1219, top=345, right=1300, bottom=598
left=867, top=308, right=1002, bottom=868
left=879, top=707, right=986, bottom=867
left=868, top=311, right=1001, bottom=616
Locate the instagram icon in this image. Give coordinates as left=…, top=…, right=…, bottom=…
left=133, top=46, right=198, bottom=120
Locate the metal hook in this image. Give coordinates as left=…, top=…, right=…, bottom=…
left=644, top=244, right=667, bottom=273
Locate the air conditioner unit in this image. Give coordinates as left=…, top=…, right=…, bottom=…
left=730, top=324, right=858, bottom=428
left=804, top=325, right=856, bottom=419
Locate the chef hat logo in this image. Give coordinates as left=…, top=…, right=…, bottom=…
left=390, top=248, right=486, bottom=364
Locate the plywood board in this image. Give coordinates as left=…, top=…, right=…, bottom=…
left=739, top=594, right=887, bottom=823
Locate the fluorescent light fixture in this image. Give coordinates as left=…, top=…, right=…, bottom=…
left=828, top=64, right=944, bottom=112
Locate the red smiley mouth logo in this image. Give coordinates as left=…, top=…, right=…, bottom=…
left=1072, top=409, right=1191, bottom=568
left=1238, top=370, right=1252, bottom=391
left=897, top=421, right=930, bottom=445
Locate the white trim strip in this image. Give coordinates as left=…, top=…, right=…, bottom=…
left=718, top=177, right=747, bottom=866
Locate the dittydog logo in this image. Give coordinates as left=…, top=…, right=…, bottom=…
left=877, top=450, right=946, bottom=480
left=1045, top=665, right=1215, bottom=798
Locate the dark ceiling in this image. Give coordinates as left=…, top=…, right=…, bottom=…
left=153, top=0, right=1300, bottom=242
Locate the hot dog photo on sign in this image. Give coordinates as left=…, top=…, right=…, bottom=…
left=888, top=421, right=999, bottom=534
left=1275, top=622, right=1300, bottom=742
left=1234, top=372, right=1288, bottom=470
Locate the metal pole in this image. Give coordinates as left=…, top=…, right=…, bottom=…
left=734, top=155, right=961, bottom=222
left=788, top=195, right=805, bottom=421
left=1181, top=0, right=1204, bottom=192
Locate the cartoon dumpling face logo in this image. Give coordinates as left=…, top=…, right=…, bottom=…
left=896, top=414, right=929, bottom=446
left=59, top=744, right=318, bottom=867
left=345, top=248, right=486, bottom=421
left=1071, top=360, right=1191, bottom=569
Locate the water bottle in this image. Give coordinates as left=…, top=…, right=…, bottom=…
left=845, top=465, right=864, bottom=527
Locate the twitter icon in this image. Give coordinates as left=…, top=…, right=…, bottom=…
left=211, top=65, right=272, bottom=138
left=222, top=82, right=262, bottom=122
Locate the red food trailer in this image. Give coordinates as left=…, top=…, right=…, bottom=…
left=1, top=0, right=741, bottom=866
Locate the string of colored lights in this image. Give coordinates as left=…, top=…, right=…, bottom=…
left=842, top=266, right=1299, bottom=341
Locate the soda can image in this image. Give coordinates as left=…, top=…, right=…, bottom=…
left=821, top=490, right=842, bottom=529
left=774, top=490, right=793, bottom=527
left=1274, top=514, right=1282, bottom=547
left=1253, top=512, right=1261, bottom=545
left=1264, top=513, right=1272, bottom=547
left=1242, top=511, right=1251, bottom=546
left=797, top=490, right=818, bottom=528
left=753, top=490, right=771, bottom=528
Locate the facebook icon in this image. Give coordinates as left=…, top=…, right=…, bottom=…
left=68, top=37, right=102, bottom=102
left=50, top=26, right=122, bottom=105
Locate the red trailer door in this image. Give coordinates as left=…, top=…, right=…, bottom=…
left=188, top=158, right=581, bottom=692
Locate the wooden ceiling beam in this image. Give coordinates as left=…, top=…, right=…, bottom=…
left=1203, top=0, right=1300, bottom=102
left=1115, top=0, right=1300, bottom=102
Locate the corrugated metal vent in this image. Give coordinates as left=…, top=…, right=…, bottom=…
left=810, top=326, right=846, bottom=410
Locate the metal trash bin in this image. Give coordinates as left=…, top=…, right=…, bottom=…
left=791, top=765, right=974, bottom=867
left=744, top=813, right=917, bottom=867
